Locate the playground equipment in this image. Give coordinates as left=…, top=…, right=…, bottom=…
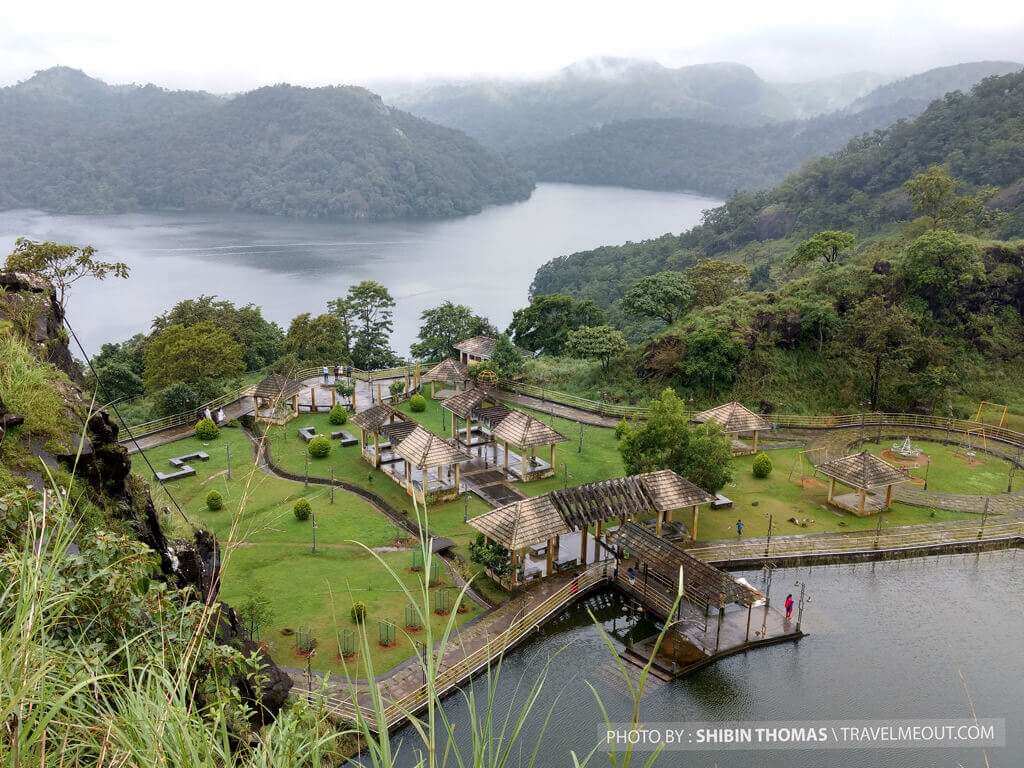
left=891, top=436, right=922, bottom=459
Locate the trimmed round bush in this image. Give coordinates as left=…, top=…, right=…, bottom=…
left=194, top=417, right=219, bottom=441
left=350, top=601, right=367, bottom=623
left=205, top=490, right=223, bottom=511
left=752, top=452, right=773, bottom=479
left=307, top=434, right=331, bottom=458
left=328, top=403, right=348, bottom=425
left=293, top=498, right=312, bottom=522
left=409, top=393, right=427, bottom=412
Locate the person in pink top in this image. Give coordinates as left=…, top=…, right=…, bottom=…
left=784, top=593, right=795, bottom=622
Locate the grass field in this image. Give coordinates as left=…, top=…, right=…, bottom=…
left=861, top=438, right=1012, bottom=495
left=132, top=425, right=481, bottom=674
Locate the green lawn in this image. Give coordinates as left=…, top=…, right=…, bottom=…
left=132, top=425, right=481, bottom=674
left=861, top=438, right=1012, bottom=495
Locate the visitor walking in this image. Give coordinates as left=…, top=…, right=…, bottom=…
left=204, top=407, right=212, bottom=423
left=215, top=407, right=225, bottom=424
left=322, top=365, right=329, bottom=384
left=785, top=593, right=795, bottom=622
left=334, top=364, right=342, bottom=381
left=627, top=566, right=636, bottom=585
left=736, top=519, right=744, bottom=538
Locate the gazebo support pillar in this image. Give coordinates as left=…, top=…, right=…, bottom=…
left=691, top=505, right=699, bottom=543
left=550, top=443, right=556, bottom=471
left=310, top=386, right=316, bottom=410
left=594, top=520, right=603, bottom=558
left=859, top=487, right=866, bottom=515
left=373, top=433, right=381, bottom=468
left=752, top=430, right=759, bottom=452
left=884, top=484, right=893, bottom=509
left=546, top=537, right=555, bottom=577
left=655, top=510, right=663, bottom=537
left=828, top=478, right=836, bottom=503
left=454, top=462, right=461, bottom=492
left=503, top=440, right=510, bottom=476
left=579, top=525, right=588, bottom=565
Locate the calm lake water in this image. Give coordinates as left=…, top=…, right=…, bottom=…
left=392, top=553, right=1023, bottom=767
left=0, top=183, right=719, bottom=357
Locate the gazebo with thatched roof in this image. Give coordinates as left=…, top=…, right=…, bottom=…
left=441, top=385, right=506, bottom=452
left=393, top=425, right=472, bottom=504
left=490, top=410, right=567, bottom=481
left=421, top=358, right=469, bottom=398
left=252, top=373, right=304, bottom=424
left=816, top=451, right=909, bottom=516
left=692, top=401, right=773, bottom=455
left=350, top=403, right=408, bottom=468
left=453, top=335, right=496, bottom=365
left=467, top=469, right=715, bottom=586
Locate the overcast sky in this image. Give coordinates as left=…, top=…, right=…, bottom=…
left=1, top=0, right=1022, bottom=91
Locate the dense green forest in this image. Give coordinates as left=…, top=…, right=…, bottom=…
left=0, top=68, right=533, bottom=220
left=531, top=70, right=1024, bottom=309
left=511, top=61, right=1020, bottom=197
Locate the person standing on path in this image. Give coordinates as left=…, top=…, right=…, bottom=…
left=736, top=519, right=744, bottom=538
left=322, top=365, right=329, bottom=384
left=785, top=593, right=795, bottom=622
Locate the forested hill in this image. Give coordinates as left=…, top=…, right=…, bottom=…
left=0, top=67, right=534, bottom=220
left=512, top=61, right=1021, bottom=197
left=531, top=70, right=1024, bottom=308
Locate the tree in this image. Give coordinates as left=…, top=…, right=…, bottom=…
left=677, top=323, right=745, bottom=394
left=788, top=231, right=855, bottom=267
left=4, top=238, right=128, bottom=308
left=564, top=325, right=628, bottom=370
left=898, top=230, right=982, bottom=315
left=283, top=313, right=349, bottom=364
left=329, top=281, right=397, bottom=369
left=618, top=389, right=733, bottom=493
left=410, top=302, right=494, bottom=362
left=152, top=296, right=283, bottom=372
left=93, top=359, right=144, bottom=404
left=507, top=294, right=605, bottom=355
left=621, top=271, right=694, bottom=326
left=488, top=333, right=525, bottom=379
left=238, top=593, right=274, bottom=642
left=143, top=321, right=244, bottom=392
left=904, top=165, right=999, bottom=232
left=836, top=296, right=920, bottom=410
left=686, top=260, right=749, bottom=308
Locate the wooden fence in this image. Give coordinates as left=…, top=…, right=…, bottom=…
left=323, top=562, right=611, bottom=730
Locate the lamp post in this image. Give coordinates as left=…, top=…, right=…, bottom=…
left=764, top=513, right=773, bottom=558
left=923, top=456, right=931, bottom=491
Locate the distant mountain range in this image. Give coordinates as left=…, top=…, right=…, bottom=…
left=0, top=67, right=533, bottom=220
left=383, top=59, right=1021, bottom=197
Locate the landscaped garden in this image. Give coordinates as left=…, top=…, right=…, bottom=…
left=133, top=424, right=483, bottom=675
left=860, top=437, right=1014, bottom=495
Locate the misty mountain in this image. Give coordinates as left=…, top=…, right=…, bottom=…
left=770, top=71, right=889, bottom=118
left=510, top=60, right=1021, bottom=197
left=382, top=58, right=796, bottom=153
left=0, top=67, right=533, bottom=220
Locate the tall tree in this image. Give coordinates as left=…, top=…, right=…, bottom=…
left=507, top=294, right=605, bottom=355
left=488, top=333, right=525, bottom=379
left=836, top=296, right=920, bottom=410
left=904, top=165, right=999, bottom=232
left=143, top=321, right=244, bottom=392
left=686, top=260, right=749, bottom=308
left=4, top=238, right=128, bottom=308
left=409, top=301, right=494, bottom=362
left=329, top=281, right=397, bottom=369
left=564, top=325, right=628, bottom=370
left=621, top=271, right=694, bottom=326
left=898, top=230, right=983, bottom=315
left=788, top=230, right=856, bottom=267
left=283, top=313, right=349, bottom=364
left=618, top=388, right=733, bottom=493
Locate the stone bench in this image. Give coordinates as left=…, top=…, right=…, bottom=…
left=169, top=451, right=209, bottom=468
left=331, top=430, right=358, bottom=446
left=298, top=427, right=317, bottom=442
left=155, top=466, right=197, bottom=482
left=712, top=493, right=733, bottom=509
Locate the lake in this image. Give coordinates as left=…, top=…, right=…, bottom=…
left=0, top=183, right=719, bottom=357
left=392, top=553, right=1023, bottom=767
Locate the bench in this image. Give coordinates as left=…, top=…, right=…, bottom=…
left=712, top=493, right=733, bottom=509
left=155, top=466, right=196, bottom=482
left=169, top=451, right=209, bottom=468
left=331, top=430, right=358, bottom=446
left=298, top=427, right=317, bottom=442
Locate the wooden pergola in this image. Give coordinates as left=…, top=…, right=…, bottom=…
left=421, top=358, right=469, bottom=398
left=441, top=385, right=504, bottom=451
left=252, top=373, right=303, bottom=423
left=816, top=451, right=908, bottom=516
left=467, top=469, right=715, bottom=586
left=490, top=410, right=566, bottom=481
left=393, top=425, right=472, bottom=504
left=350, top=403, right=407, bottom=468
left=692, top=401, right=773, bottom=455
left=453, top=335, right=496, bottom=365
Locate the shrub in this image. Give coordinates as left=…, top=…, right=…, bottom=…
left=205, top=490, right=223, bottom=511
left=307, top=434, right=331, bottom=458
left=350, top=601, right=367, bottom=623
left=409, top=393, right=427, bottom=412
left=194, top=417, right=219, bottom=441
left=752, top=452, right=773, bottom=479
left=389, top=379, right=405, bottom=399
left=293, top=498, right=312, bottom=521
left=328, top=403, right=348, bottom=425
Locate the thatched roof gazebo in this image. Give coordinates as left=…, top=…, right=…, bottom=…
left=393, top=426, right=472, bottom=504
left=252, top=373, right=304, bottom=423
left=490, top=410, right=567, bottom=481
left=453, top=335, right=496, bottom=364
left=467, top=469, right=715, bottom=585
left=421, top=358, right=469, bottom=398
left=442, top=385, right=503, bottom=450
left=350, top=403, right=407, bottom=467
left=816, top=451, right=908, bottom=516
left=692, top=401, right=773, bottom=455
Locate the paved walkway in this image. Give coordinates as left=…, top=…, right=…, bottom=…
left=501, top=392, right=621, bottom=428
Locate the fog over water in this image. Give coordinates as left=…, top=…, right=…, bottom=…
left=0, top=183, right=719, bottom=358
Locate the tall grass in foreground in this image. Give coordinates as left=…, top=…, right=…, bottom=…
left=1, top=404, right=676, bottom=767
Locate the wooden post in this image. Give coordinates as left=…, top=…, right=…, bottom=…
left=655, top=509, right=663, bottom=537
left=550, top=443, right=556, bottom=471
left=753, top=430, right=759, bottom=452
left=546, top=537, right=555, bottom=577
left=310, top=386, right=316, bottom=410
left=291, top=394, right=299, bottom=414
left=454, top=462, right=461, bottom=492
left=579, top=525, right=588, bottom=565
left=884, top=484, right=893, bottom=509
left=665, top=506, right=673, bottom=524
left=691, top=505, right=699, bottom=543
left=595, top=520, right=603, bottom=559
left=503, top=440, right=510, bottom=475
left=859, top=487, right=866, bottom=515
left=510, top=548, right=519, bottom=587
left=715, top=595, right=725, bottom=654
left=374, top=432, right=381, bottom=468
left=331, top=388, right=337, bottom=406
left=451, top=412, right=457, bottom=441
left=828, top=478, right=836, bottom=503
left=405, top=461, right=412, bottom=492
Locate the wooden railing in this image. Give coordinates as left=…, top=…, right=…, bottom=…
left=323, top=562, right=611, bottom=729
left=501, top=381, right=649, bottom=419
